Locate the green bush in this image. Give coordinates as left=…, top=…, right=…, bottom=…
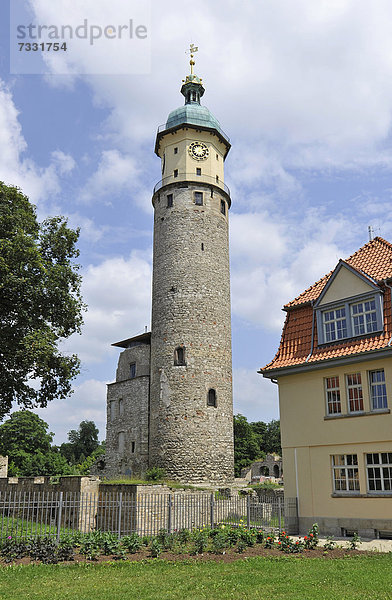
left=145, top=467, right=166, bottom=481
left=121, top=533, right=142, bottom=554
left=150, top=538, right=162, bottom=558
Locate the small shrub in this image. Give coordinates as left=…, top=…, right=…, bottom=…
left=150, top=538, right=162, bottom=558
left=29, top=537, right=59, bottom=564
left=236, top=538, right=247, bottom=553
left=277, top=531, right=303, bottom=554
left=121, top=533, right=141, bottom=554
left=57, top=541, right=74, bottom=562
left=239, top=528, right=256, bottom=547
left=348, top=532, right=361, bottom=550
left=100, top=533, right=120, bottom=555
left=145, top=467, right=166, bottom=481
left=226, top=527, right=240, bottom=547
left=304, top=523, right=319, bottom=549
left=0, top=537, right=30, bottom=562
left=191, top=529, right=209, bottom=555
left=211, top=531, right=228, bottom=555
left=323, top=536, right=336, bottom=550
left=255, top=529, right=264, bottom=544
left=264, top=534, right=275, bottom=549
left=79, top=538, right=100, bottom=561
left=176, top=528, right=191, bottom=544
left=156, top=529, right=174, bottom=550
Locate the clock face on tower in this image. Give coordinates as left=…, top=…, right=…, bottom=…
left=188, top=141, right=209, bottom=161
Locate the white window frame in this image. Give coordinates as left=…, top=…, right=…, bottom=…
left=351, top=298, right=378, bottom=336
left=316, top=292, right=383, bottom=345
left=325, top=376, right=341, bottom=415
left=346, top=373, right=364, bottom=413
left=322, top=306, right=347, bottom=343
left=368, top=369, right=388, bottom=410
left=366, top=452, right=392, bottom=493
left=331, top=454, right=360, bottom=493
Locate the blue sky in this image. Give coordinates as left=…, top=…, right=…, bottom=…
left=2, top=0, right=392, bottom=443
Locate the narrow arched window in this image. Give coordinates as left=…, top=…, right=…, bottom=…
left=207, top=388, right=217, bottom=407
left=174, top=346, right=186, bottom=366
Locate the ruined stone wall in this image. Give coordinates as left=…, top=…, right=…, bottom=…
left=105, top=344, right=150, bottom=478
left=0, top=456, right=8, bottom=477
left=149, top=182, right=234, bottom=484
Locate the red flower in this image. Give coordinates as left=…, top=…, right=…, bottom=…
left=304, top=536, right=308, bottom=540
left=278, top=541, right=281, bottom=545
left=310, top=533, right=314, bottom=537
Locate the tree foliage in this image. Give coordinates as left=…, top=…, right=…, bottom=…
left=233, top=414, right=281, bottom=477
left=0, top=411, right=72, bottom=476
left=0, top=183, right=85, bottom=418
left=60, top=420, right=100, bottom=464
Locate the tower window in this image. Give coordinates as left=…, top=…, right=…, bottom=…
left=118, top=432, right=125, bottom=453
left=174, top=346, right=186, bottom=366
left=131, top=441, right=136, bottom=454
left=196, top=168, right=201, bottom=176
left=216, top=175, right=219, bottom=183
left=174, top=147, right=178, bottom=154
left=110, top=400, right=117, bottom=421
left=174, top=169, right=178, bottom=178
left=167, top=194, right=173, bottom=207
left=119, top=398, right=124, bottom=416
left=201, top=243, right=204, bottom=251
left=194, top=192, right=203, bottom=206
left=207, top=389, right=217, bottom=407
left=216, top=154, right=219, bottom=160
left=130, top=363, right=136, bottom=379
left=220, top=200, right=226, bottom=215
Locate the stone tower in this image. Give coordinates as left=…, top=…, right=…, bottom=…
left=103, top=50, right=234, bottom=484
left=149, top=52, right=234, bottom=484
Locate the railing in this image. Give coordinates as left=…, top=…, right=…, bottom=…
left=157, top=123, right=230, bottom=142
left=0, top=491, right=298, bottom=540
left=153, top=173, right=230, bottom=196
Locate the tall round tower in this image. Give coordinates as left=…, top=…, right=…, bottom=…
left=149, top=50, right=234, bottom=484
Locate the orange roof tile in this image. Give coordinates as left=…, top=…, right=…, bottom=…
left=262, top=237, right=392, bottom=374
left=285, top=237, right=392, bottom=308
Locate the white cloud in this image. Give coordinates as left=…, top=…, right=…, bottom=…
left=0, top=80, right=75, bottom=204
left=79, top=149, right=141, bottom=204
left=33, top=379, right=107, bottom=444
left=62, top=250, right=152, bottom=366
left=233, top=368, right=279, bottom=423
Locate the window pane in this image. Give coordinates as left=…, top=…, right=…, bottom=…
left=369, top=370, right=387, bottom=409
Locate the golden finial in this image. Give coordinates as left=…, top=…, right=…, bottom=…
left=186, top=43, right=198, bottom=76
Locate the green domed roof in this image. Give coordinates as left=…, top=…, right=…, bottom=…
left=165, top=104, right=224, bottom=136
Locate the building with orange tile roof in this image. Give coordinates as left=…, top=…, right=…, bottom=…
left=260, top=237, right=392, bottom=537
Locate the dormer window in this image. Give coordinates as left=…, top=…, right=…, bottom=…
left=318, top=295, right=383, bottom=345
left=323, top=307, right=347, bottom=342
left=351, top=299, right=378, bottom=335
left=315, top=262, right=384, bottom=346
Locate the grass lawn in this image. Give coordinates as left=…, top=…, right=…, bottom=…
left=1, top=555, right=392, bottom=600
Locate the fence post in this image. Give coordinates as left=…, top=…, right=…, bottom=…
left=167, top=494, right=173, bottom=534
left=278, top=496, right=282, bottom=532
left=57, top=492, right=63, bottom=542
left=210, top=493, right=215, bottom=528
left=117, top=492, right=123, bottom=538
left=246, top=494, right=251, bottom=528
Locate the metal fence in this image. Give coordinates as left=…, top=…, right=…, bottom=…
left=0, top=491, right=298, bottom=540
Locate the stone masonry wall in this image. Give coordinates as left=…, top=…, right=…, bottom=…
left=105, top=344, right=150, bottom=479
left=0, top=456, right=8, bottom=477
left=149, top=182, right=234, bottom=484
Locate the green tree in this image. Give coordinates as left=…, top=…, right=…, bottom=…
left=251, top=419, right=281, bottom=455
left=0, top=411, right=72, bottom=476
left=60, top=420, right=100, bottom=464
left=233, top=414, right=264, bottom=477
left=0, top=183, right=85, bottom=418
